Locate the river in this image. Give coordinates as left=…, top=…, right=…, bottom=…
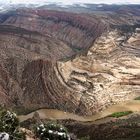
left=19, top=100, right=140, bottom=122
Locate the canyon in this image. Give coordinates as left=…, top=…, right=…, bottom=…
left=0, top=5, right=139, bottom=117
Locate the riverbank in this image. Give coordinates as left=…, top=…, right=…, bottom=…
left=19, top=100, right=140, bottom=123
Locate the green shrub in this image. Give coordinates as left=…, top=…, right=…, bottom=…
left=11, top=129, right=26, bottom=140
left=0, top=110, right=19, bottom=132
left=108, top=111, right=133, bottom=118
left=0, top=110, right=25, bottom=140
left=34, top=122, right=70, bottom=140
left=134, top=96, right=140, bottom=100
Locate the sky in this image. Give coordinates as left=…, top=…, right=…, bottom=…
left=1, top=0, right=140, bottom=5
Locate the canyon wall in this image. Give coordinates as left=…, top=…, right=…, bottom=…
left=0, top=9, right=139, bottom=115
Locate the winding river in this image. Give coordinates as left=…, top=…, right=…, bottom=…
left=19, top=100, right=140, bottom=122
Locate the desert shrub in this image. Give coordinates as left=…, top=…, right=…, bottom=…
left=134, top=96, right=140, bottom=100
left=108, top=111, right=133, bottom=118
left=0, top=110, right=19, bottom=132
left=0, top=110, right=25, bottom=140
left=11, top=129, right=25, bottom=140
left=34, top=122, right=70, bottom=140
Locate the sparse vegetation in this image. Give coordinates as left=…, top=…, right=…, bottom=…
left=134, top=96, right=140, bottom=100
left=108, top=111, right=133, bottom=118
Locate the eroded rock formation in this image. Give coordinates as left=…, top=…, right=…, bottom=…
left=0, top=9, right=139, bottom=115
left=0, top=9, right=105, bottom=51
left=58, top=29, right=140, bottom=115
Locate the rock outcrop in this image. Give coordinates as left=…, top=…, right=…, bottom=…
left=58, top=29, right=140, bottom=115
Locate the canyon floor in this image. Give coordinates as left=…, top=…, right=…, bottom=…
left=20, top=99, right=140, bottom=140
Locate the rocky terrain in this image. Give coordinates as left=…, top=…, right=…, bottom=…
left=0, top=6, right=139, bottom=116
left=20, top=110, right=140, bottom=140
left=58, top=28, right=140, bottom=115
left=0, top=9, right=105, bottom=113
left=63, top=113, right=140, bottom=140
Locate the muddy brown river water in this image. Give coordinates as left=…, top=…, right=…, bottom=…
left=19, top=100, right=140, bottom=122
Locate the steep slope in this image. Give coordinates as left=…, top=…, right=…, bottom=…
left=58, top=29, right=140, bottom=115
left=0, top=9, right=106, bottom=113
left=20, top=59, right=81, bottom=112
left=0, top=25, right=74, bottom=60
left=0, top=9, right=105, bottom=51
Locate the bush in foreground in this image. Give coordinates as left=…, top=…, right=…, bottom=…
left=34, top=122, right=71, bottom=140
left=0, top=110, right=25, bottom=140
